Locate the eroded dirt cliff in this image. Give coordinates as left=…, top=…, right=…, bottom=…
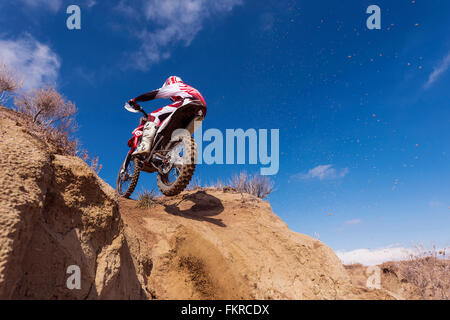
left=0, top=107, right=148, bottom=299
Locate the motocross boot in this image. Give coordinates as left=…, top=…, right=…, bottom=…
left=132, top=121, right=158, bottom=157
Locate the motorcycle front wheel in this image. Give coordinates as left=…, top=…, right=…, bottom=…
left=116, top=153, right=141, bottom=198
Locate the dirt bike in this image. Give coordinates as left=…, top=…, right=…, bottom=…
left=116, top=99, right=205, bottom=198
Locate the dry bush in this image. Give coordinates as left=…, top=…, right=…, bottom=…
left=190, top=178, right=225, bottom=192
left=14, top=86, right=78, bottom=155
left=136, top=189, right=160, bottom=209
left=344, top=263, right=364, bottom=271
left=184, top=172, right=274, bottom=199
left=231, top=172, right=247, bottom=192
left=15, top=86, right=76, bottom=126
left=187, top=176, right=202, bottom=190
left=205, top=178, right=225, bottom=191
left=231, top=172, right=274, bottom=199
left=399, top=245, right=449, bottom=300
left=0, top=62, right=23, bottom=102
left=200, top=173, right=274, bottom=199
left=80, top=150, right=103, bottom=174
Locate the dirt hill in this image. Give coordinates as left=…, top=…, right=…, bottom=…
left=120, top=191, right=395, bottom=299
left=345, top=259, right=450, bottom=300
left=0, top=106, right=393, bottom=299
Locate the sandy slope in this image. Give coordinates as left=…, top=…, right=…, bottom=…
left=120, top=191, right=393, bottom=299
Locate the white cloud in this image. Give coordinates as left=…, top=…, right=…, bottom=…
left=114, top=0, right=138, bottom=17
left=336, top=246, right=414, bottom=266
left=18, top=0, right=96, bottom=12
left=295, top=164, right=349, bottom=181
left=86, top=0, right=97, bottom=8
left=345, top=219, right=362, bottom=225
left=19, top=0, right=62, bottom=12
left=429, top=200, right=444, bottom=208
left=425, top=52, right=450, bottom=89
left=129, top=0, right=242, bottom=69
left=0, top=35, right=60, bottom=90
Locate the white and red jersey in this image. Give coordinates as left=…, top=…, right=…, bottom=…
left=133, top=81, right=206, bottom=125
left=134, top=82, right=206, bottom=107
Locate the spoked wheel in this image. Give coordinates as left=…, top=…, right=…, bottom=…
left=116, top=153, right=141, bottom=198
left=157, top=132, right=197, bottom=196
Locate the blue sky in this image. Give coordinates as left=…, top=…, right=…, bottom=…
left=1, top=0, right=449, bottom=260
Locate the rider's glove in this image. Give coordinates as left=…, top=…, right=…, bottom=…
left=128, top=98, right=136, bottom=106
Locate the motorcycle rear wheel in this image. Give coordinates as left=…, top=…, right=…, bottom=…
left=157, top=132, right=197, bottom=196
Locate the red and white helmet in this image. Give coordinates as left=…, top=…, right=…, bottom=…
left=162, top=76, right=183, bottom=87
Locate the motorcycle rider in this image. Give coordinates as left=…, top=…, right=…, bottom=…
left=128, top=76, right=206, bottom=157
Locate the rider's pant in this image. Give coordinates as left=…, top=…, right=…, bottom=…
left=149, top=100, right=183, bottom=126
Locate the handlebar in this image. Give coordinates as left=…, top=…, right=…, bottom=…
left=133, top=102, right=148, bottom=118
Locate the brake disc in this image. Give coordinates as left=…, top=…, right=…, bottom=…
left=162, top=145, right=183, bottom=175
